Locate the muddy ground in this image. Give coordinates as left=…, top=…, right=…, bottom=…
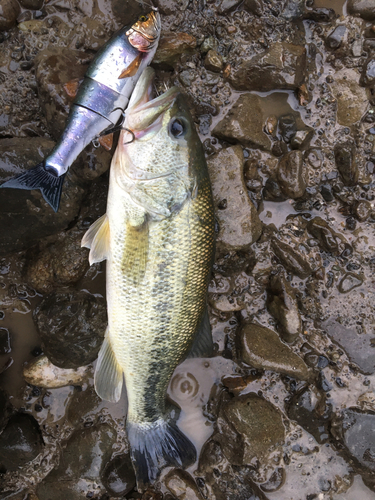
left=1, top=0, right=375, bottom=498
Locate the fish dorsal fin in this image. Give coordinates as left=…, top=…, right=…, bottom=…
left=118, top=53, right=142, bottom=79
left=187, top=307, right=214, bottom=358
left=81, top=214, right=110, bottom=266
left=121, top=220, right=148, bottom=283
left=94, top=330, right=123, bottom=403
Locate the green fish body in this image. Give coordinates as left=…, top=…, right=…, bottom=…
left=82, top=68, right=215, bottom=489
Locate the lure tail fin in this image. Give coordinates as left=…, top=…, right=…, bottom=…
left=0, top=163, right=65, bottom=212
left=127, top=418, right=196, bottom=492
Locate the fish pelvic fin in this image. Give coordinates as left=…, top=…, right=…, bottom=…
left=81, top=214, right=110, bottom=266
left=0, top=163, right=65, bottom=212
left=127, top=418, right=196, bottom=492
left=94, top=330, right=123, bottom=403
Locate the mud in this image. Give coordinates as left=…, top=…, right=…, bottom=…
left=1, top=0, right=375, bottom=499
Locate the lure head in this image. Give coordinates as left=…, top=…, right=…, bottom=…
left=126, top=10, right=161, bottom=52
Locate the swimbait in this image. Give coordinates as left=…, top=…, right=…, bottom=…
left=1, top=10, right=161, bottom=212
left=81, top=67, right=215, bottom=490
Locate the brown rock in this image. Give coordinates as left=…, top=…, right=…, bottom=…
left=347, top=0, right=375, bottom=20
left=277, top=150, right=307, bottom=199
left=204, top=50, right=223, bottom=73
left=165, top=469, right=204, bottom=500
left=0, top=0, right=20, bottom=32
left=153, top=32, right=197, bottom=69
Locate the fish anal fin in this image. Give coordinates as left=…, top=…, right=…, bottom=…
left=0, top=163, right=65, bottom=212
left=121, top=220, right=148, bottom=282
left=98, top=133, right=114, bottom=151
left=64, top=77, right=82, bottom=99
left=94, top=331, right=123, bottom=403
left=187, top=307, right=214, bottom=358
left=81, top=214, right=110, bottom=265
left=118, top=53, right=142, bottom=79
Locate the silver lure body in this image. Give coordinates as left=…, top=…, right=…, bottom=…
left=47, top=16, right=161, bottom=176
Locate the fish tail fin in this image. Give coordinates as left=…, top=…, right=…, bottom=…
left=0, top=162, right=65, bottom=212
left=127, top=418, right=196, bottom=492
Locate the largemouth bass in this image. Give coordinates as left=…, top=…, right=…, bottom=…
left=1, top=10, right=161, bottom=212
left=81, top=67, right=215, bottom=490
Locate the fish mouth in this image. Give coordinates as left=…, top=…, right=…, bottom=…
left=126, top=11, right=161, bottom=51
left=125, top=68, right=179, bottom=133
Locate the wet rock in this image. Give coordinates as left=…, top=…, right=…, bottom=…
left=307, top=217, right=348, bottom=254
left=339, top=409, right=375, bottom=470
left=23, top=355, right=91, bottom=388
left=165, top=469, right=204, bottom=500
left=213, top=94, right=272, bottom=151
left=209, top=293, right=245, bottom=312
left=287, top=386, right=331, bottom=443
left=361, top=59, right=375, bottom=87
left=334, top=143, right=358, bottom=186
left=66, top=384, right=103, bottom=428
left=260, top=467, right=286, bottom=493
left=219, top=0, right=242, bottom=14
left=111, top=0, right=144, bottom=25
left=153, top=32, right=197, bottom=69
left=243, top=0, right=263, bottom=15
left=204, top=50, right=223, bottom=73
left=304, top=7, right=335, bottom=22
left=0, top=414, right=44, bottom=471
left=18, top=0, right=43, bottom=9
left=0, top=0, right=20, bottom=31
left=278, top=114, right=297, bottom=143
left=0, top=327, right=10, bottom=354
left=281, top=0, right=305, bottom=20
left=228, top=43, right=307, bottom=92
left=25, top=224, right=89, bottom=294
left=263, top=178, right=286, bottom=201
left=0, top=138, right=86, bottom=256
left=271, top=238, right=312, bottom=279
left=326, top=25, right=347, bottom=49
left=200, top=36, right=218, bottom=54
left=101, top=454, right=135, bottom=497
left=219, top=393, right=285, bottom=465
left=0, top=389, right=12, bottom=433
left=34, top=290, right=107, bottom=369
left=197, top=439, right=268, bottom=500
left=338, top=273, right=363, bottom=293
left=354, top=200, right=372, bottom=222
left=347, top=0, right=375, bottom=21
left=331, top=71, right=368, bottom=126
left=277, top=150, right=307, bottom=199
left=320, top=184, right=334, bottom=202
left=207, top=146, right=262, bottom=257
left=267, top=273, right=301, bottom=343
left=37, top=425, right=117, bottom=500
left=240, top=323, right=310, bottom=380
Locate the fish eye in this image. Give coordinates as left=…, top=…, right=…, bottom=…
left=169, top=118, right=187, bottom=139
left=139, top=15, right=149, bottom=22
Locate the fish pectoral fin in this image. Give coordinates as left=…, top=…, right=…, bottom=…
left=94, top=332, right=123, bottom=403
left=81, top=214, right=110, bottom=266
left=118, top=53, right=142, bottom=79
left=121, top=220, right=148, bottom=281
left=186, top=307, right=214, bottom=358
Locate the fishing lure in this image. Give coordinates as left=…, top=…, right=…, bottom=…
left=1, top=10, right=161, bottom=212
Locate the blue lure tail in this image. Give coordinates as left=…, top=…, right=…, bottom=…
left=0, top=163, right=65, bottom=213
left=127, top=418, right=196, bottom=492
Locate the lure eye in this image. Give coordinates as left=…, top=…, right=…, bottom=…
left=169, top=118, right=187, bottom=138
left=139, top=15, right=149, bottom=22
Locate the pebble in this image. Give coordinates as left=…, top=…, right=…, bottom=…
left=267, top=273, right=301, bottom=343
left=331, top=70, right=368, bottom=126
left=307, top=217, right=348, bottom=254
left=165, top=469, right=204, bottom=500
left=326, top=25, right=347, bottom=49
left=153, top=32, right=197, bottom=68
left=204, top=50, right=223, bottom=73
left=0, top=414, right=44, bottom=471
left=347, top=0, right=375, bottom=21
left=0, top=0, right=20, bottom=32
left=227, top=42, right=307, bottom=92
left=23, top=355, right=91, bottom=388
left=277, top=150, right=307, bottom=199
left=272, top=238, right=312, bottom=278
left=260, top=467, right=286, bottom=493
left=240, top=323, right=310, bottom=380
left=101, top=453, right=136, bottom=497
left=34, top=290, right=107, bottom=369
left=18, top=0, right=44, bottom=9
left=334, top=142, right=359, bottom=186
left=219, top=0, right=242, bottom=14
left=337, top=272, right=363, bottom=293
left=207, top=146, right=262, bottom=257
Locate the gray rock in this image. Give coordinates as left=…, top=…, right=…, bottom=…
left=287, top=386, right=331, bottom=443
left=361, top=59, right=375, bottom=87
left=347, top=0, right=375, bottom=20
left=267, top=273, right=301, bottom=343
left=326, top=25, right=347, bottom=49
left=281, top=0, right=305, bottom=20
left=34, top=290, right=107, bottom=369
left=307, top=217, right=348, bottom=254
left=271, top=238, right=312, bottom=278
left=0, top=414, right=44, bottom=471
left=37, top=425, right=117, bottom=500
left=240, top=323, right=310, bottom=380
left=101, top=454, right=135, bottom=497
left=207, top=146, right=262, bottom=257
left=0, top=138, right=86, bottom=256
left=277, top=150, right=307, bottom=199
left=219, top=393, right=285, bottom=465
left=204, top=50, right=223, bottom=73
left=0, top=0, right=20, bottom=31
left=340, top=409, right=375, bottom=471
left=165, top=469, right=204, bottom=500
left=228, top=43, right=307, bottom=92
left=338, top=273, right=363, bottom=294
left=213, top=94, right=272, bottom=151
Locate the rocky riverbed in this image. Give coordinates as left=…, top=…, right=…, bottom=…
left=1, top=0, right=375, bottom=498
